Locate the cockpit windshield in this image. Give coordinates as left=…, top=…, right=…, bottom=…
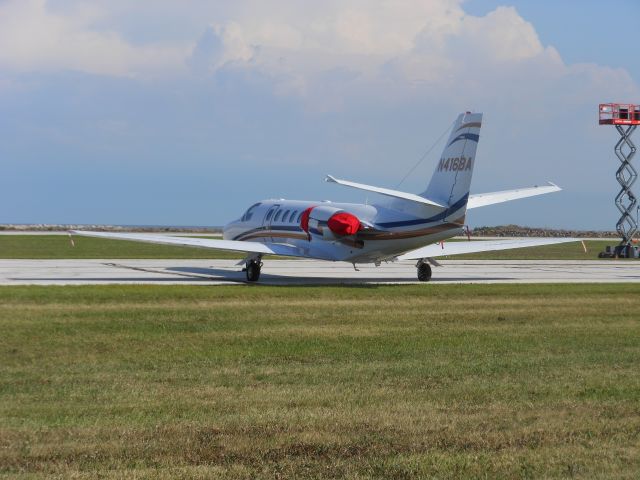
left=241, top=203, right=261, bottom=222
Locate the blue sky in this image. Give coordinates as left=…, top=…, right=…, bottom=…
left=1, top=0, right=638, bottom=229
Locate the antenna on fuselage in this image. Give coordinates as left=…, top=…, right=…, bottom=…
left=395, top=118, right=456, bottom=189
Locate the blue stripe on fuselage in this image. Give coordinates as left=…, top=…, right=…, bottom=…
left=232, top=224, right=304, bottom=240
left=376, top=193, right=469, bottom=228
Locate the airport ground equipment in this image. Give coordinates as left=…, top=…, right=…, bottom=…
left=598, top=103, right=640, bottom=258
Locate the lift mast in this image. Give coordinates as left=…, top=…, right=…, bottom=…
left=599, top=103, right=640, bottom=257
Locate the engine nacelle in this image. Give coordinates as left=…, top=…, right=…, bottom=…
left=301, top=205, right=361, bottom=240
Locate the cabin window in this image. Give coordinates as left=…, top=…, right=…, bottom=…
left=273, top=210, right=282, bottom=222
left=296, top=211, right=303, bottom=223
left=281, top=210, right=290, bottom=222
left=289, top=210, right=297, bottom=223
left=264, top=209, right=274, bottom=222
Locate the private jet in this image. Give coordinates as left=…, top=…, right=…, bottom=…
left=73, top=112, right=578, bottom=282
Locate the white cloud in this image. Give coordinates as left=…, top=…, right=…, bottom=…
left=188, top=22, right=256, bottom=74
left=1, top=0, right=637, bottom=135
left=2, top=0, right=637, bottom=109
left=1, top=0, right=638, bottom=125
left=177, top=1, right=638, bottom=114
left=456, top=6, right=544, bottom=62
left=0, top=0, right=185, bottom=76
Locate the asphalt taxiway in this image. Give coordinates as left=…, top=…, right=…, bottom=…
left=1, top=259, right=639, bottom=285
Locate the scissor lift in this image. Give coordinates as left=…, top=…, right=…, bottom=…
left=598, top=103, right=640, bottom=258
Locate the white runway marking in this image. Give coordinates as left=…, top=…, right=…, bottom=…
left=1, top=259, right=639, bottom=285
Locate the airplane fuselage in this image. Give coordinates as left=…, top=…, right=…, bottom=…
left=223, top=199, right=463, bottom=263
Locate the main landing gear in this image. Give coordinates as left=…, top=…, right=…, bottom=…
left=416, top=259, right=432, bottom=282
left=243, top=256, right=262, bottom=282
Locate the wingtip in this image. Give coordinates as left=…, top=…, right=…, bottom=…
left=547, top=181, right=561, bottom=190
left=325, top=174, right=337, bottom=183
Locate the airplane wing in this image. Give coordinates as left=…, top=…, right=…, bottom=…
left=325, top=175, right=446, bottom=208
left=69, top=230, right=309, bottom=258
left=396, top=237, right=581, bottom=261
left=467, top=182, right=561, bottom=209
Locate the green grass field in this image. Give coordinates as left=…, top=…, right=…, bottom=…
left=0, top=235, right=240, bottom=259
left=2, top=284, right=639, bottom=478
left=454, top=239, right=606, bottom=260
left=0, top=235, right=618, bottom=260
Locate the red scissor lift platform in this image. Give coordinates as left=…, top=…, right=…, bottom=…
left=598, top=103, right=640, bottom=258
left=599, top=103, right=640, bottom=125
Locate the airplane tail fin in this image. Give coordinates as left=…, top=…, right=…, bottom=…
left=420, top=112, right=483, bottom=209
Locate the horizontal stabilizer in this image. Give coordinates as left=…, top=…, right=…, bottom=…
left=396, top=237, right=581, bottom=261
left=467, top=182, right=561, bottom=209
left=69, top=231, right=309, bottom=258
left=325, top=175, right=445, bottom=208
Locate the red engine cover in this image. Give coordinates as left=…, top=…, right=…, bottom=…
left=327, top=212, right=361, bottom=236
left=300, top=206, right=314, bottom=232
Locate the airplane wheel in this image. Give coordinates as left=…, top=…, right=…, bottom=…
left=417, top=263, right=432, bottom=282
left=246, top=261, right=261, bottom=282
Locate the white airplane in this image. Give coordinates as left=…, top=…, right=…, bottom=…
left=73, top=112, right=578, bottom=282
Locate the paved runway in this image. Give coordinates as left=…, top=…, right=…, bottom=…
left=1, top=259, right=639, bottom=285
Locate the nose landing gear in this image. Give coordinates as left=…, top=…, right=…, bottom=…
left=416, top=259, right=432, bottom=282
